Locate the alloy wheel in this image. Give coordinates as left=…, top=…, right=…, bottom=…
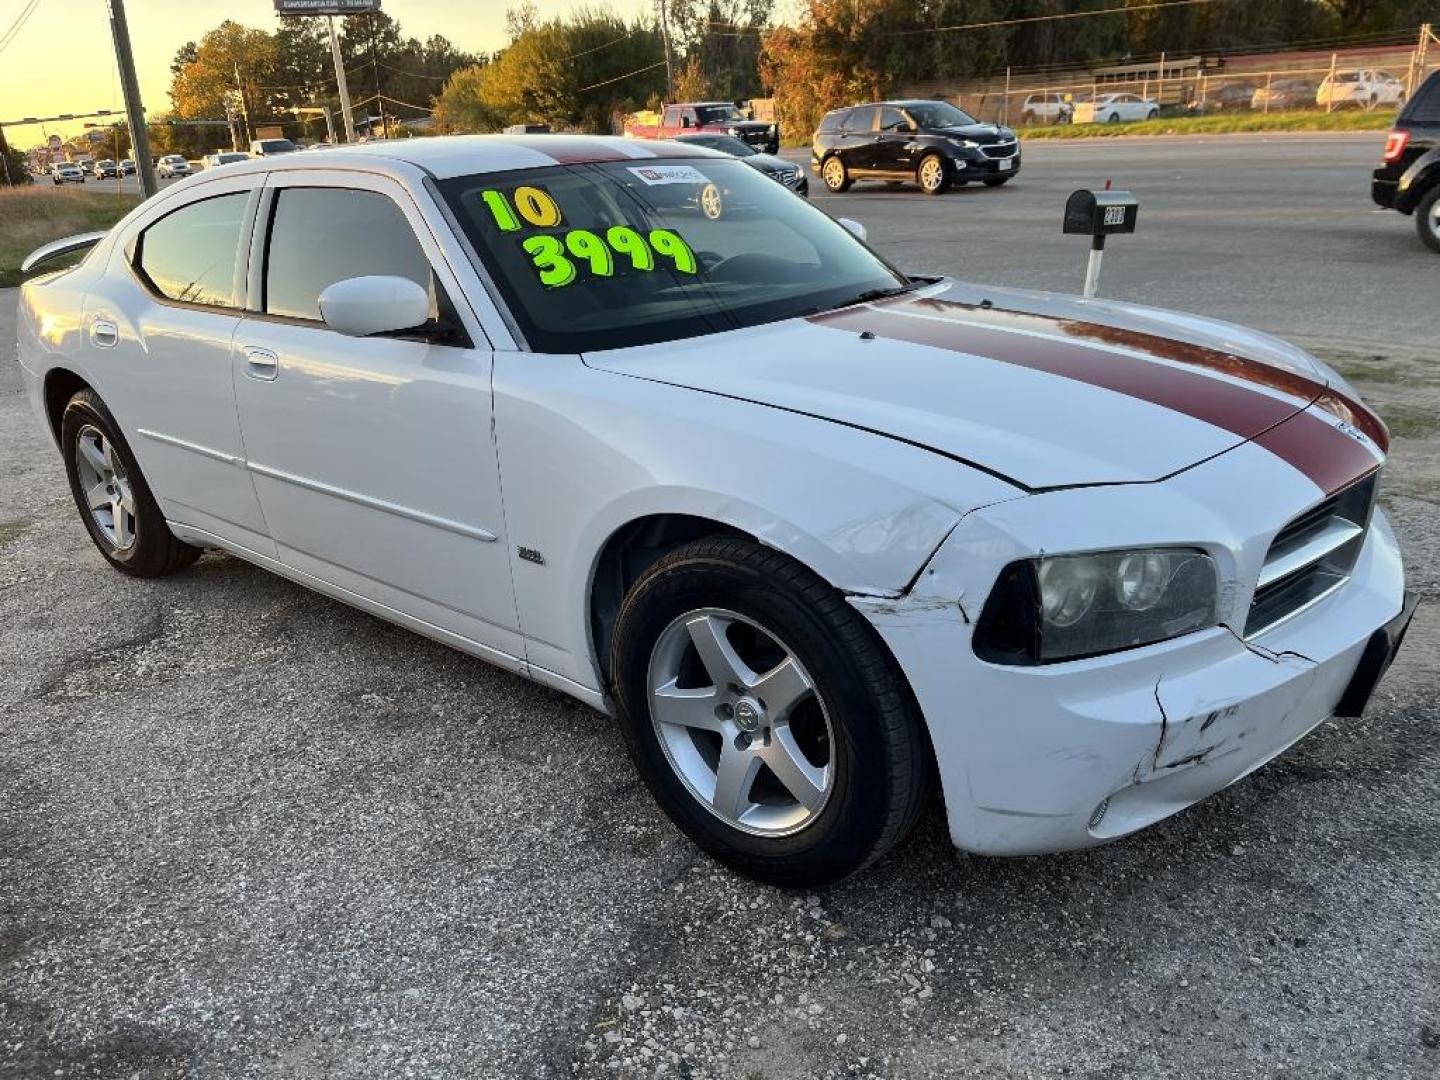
left=919, top=157, right=944, bottom=192
left=823, top=158, right=845, bottom=190
left=647, top=608, right=835, bottom=837
left=73, top=424, right=138, bottom=551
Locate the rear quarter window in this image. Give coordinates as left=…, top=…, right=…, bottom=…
left=1400, top=73, right=1440, bottom=124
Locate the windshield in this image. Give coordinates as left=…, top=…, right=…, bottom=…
left=259, top=140, right=296, bottom=153
left=678, top=134, right=756, bottom=156
left=441, top=158, right=906, bottom=353
left=903, top=101, right=978, bottom=128
left=695, top=104, right=746, bottom=124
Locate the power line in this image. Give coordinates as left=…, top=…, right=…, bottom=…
left=891, top=0, right=1235, bottom=37
left=0, top=0, right=43, bottom=56
left=574, top=58, right=667, bottom=93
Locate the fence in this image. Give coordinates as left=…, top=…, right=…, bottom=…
left=900, top=31, right=1437, bottom=127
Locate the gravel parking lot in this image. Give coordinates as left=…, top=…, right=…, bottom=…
left=3, top=134, right=1438, bottom=1080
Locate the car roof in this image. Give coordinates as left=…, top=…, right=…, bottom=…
left=192, top=134, right=725, bottom=182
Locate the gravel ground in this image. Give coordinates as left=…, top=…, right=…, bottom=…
left=3, top=136, right=1439, bottom=1080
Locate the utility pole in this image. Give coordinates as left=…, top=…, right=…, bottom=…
left=106, top=0, right=157, bottom=197
left=0, top=122, right=14, bottom=186
left=327, top=15, right=357, bottom=142
left=368, top=12, right=387, bottom=139
left=233, top=61, right=252, bottom=146
left=657, top=0, right=674, bottom=99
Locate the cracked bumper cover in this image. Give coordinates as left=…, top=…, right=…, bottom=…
left=852, top=505, right=1408, bottom=857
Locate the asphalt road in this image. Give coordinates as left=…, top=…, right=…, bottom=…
left=2, top=134, right=1438, bottom=1080
left=783, top=132, right=1430, bottom=358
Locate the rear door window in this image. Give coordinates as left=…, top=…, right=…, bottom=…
left=135, top=192, right=250, bottom=308
left=844, top=106, right=878, bottom=133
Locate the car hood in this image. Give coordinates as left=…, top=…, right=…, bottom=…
left=934, top=123, right=1014, bottom=143
left=583, top=281, right=1355, bottom=491
left=743, top=152, right=797, bottom=172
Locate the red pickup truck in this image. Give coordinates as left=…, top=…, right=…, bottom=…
left=625, top=101, right=779, bottom=155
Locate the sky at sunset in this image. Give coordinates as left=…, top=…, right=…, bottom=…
left=0, top=0, right=652, bottom=146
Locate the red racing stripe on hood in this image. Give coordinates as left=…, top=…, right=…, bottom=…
left=809, top=300, right=1385, bottom=493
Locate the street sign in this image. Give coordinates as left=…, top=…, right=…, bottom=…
left=273, top=0, right=381, bottom=13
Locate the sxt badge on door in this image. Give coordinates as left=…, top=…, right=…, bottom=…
left=517, top=546, right=546, bottom=566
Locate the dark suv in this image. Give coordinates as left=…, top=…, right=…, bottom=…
left=1372, top=70, right=1440, bottom=252
left=811, top=99, right=1020, bottom=195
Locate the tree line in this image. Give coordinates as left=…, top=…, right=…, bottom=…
left=157, top=0, right=1438, bottom=149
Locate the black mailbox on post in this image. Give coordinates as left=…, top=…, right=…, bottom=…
left=1063, top=188, right=1139, bottom=236
left=1062, top=188, right=1139, bottom=297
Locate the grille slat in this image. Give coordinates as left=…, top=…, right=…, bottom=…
left=1245, top=473, right=1378, bottom=636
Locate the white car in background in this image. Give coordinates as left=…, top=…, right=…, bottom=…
left=50, top=162, right=85, bottom=185
left=156, top=154, right=191, bottom=178
left=16, top=135, right=1413, bottom=887
left=1020, top=92, right=1073, bottom=124
left=1073, top=93, right=1160, bottom=123
left=1317, top=69, right=1406, bottom=110
left=202, top=151, right=251, bottom=169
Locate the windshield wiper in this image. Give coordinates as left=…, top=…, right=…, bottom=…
left=832, top=281, right=922, bottom=310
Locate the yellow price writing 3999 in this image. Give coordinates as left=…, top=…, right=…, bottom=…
left=480, top=187, right=698, bottom=289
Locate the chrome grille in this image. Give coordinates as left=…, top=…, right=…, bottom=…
left=1245, top=472, right=1378, bottom=636
left=979, top=141, right=1019, bottom=159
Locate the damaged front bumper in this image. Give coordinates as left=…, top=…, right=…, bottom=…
left=852, top=490, right=1410, bottom=857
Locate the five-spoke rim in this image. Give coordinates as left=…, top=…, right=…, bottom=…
left=647, top=608, right=835, bottom=837
left=74, top=424, right=137, bottom=551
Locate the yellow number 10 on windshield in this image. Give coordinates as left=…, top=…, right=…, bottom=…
left=481, top=186, right=563, bottom=231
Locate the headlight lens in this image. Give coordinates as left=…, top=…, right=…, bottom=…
left=974, top=548, right=1219, bottom=665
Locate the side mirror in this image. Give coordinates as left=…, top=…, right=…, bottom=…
left=838, top=217, right=867, bottom=241
left=318, top=275, right=430, bottom=338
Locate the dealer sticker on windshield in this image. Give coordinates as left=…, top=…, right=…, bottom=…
left=627, top=164, right=709, bottom=186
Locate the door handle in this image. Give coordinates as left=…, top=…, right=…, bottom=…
left=91, top=319, right=118, bottom=348
left=242, top=346, right=279, bottom=381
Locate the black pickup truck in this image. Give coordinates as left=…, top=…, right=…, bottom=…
left=1372, top=70, right=1440, bottom=252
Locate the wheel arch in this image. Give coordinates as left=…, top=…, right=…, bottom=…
left=43, top=367, right=93, bottom=443
left=1396, top=147, right=1440, bottom=214
left=587, top=512, right=752, bottom=691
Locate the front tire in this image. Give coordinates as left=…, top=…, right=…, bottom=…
left=1417, top=185, right=1440, bottom=254
left=821, top=155, right=851, bottom=193
left=917, top=153, right=950, bottom=195
left=609, top=538, right=931, bottom=887
left=1146, top=108, right=1159, bottom=120
left=1108, top=112, right=1121, bottom=124
left=61, top=389, right=201, bottom=578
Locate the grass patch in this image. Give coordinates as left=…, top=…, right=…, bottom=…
left=1023, top=108, right=1396, bottom=140
left=1308, top=350, right=1413, bottom=386
left=0, top=186, right=141, bottom=288
left=0, top=520, right=31, bottom=549
left=1377, top=404, right=1440, bottom=440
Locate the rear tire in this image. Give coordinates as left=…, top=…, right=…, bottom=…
left=1108, top=112, right=1121, bottom=124
left=608, top=537, right=931, bottom=887
left=60, top=389, right=202, bottom=578
left=917, top=153, right=950, bottom=195
left=821, top=155, right=851, bottom=193
left=1417, top=185, right=1440, bottom=254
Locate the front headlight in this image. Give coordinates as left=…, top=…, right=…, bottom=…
left=952, top=138, right=980, bottom=149
left=974, top=548, right=1219, bottom=665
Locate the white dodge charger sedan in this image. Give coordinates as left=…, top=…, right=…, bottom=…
left=17, top=135, right=1414, bottom=886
